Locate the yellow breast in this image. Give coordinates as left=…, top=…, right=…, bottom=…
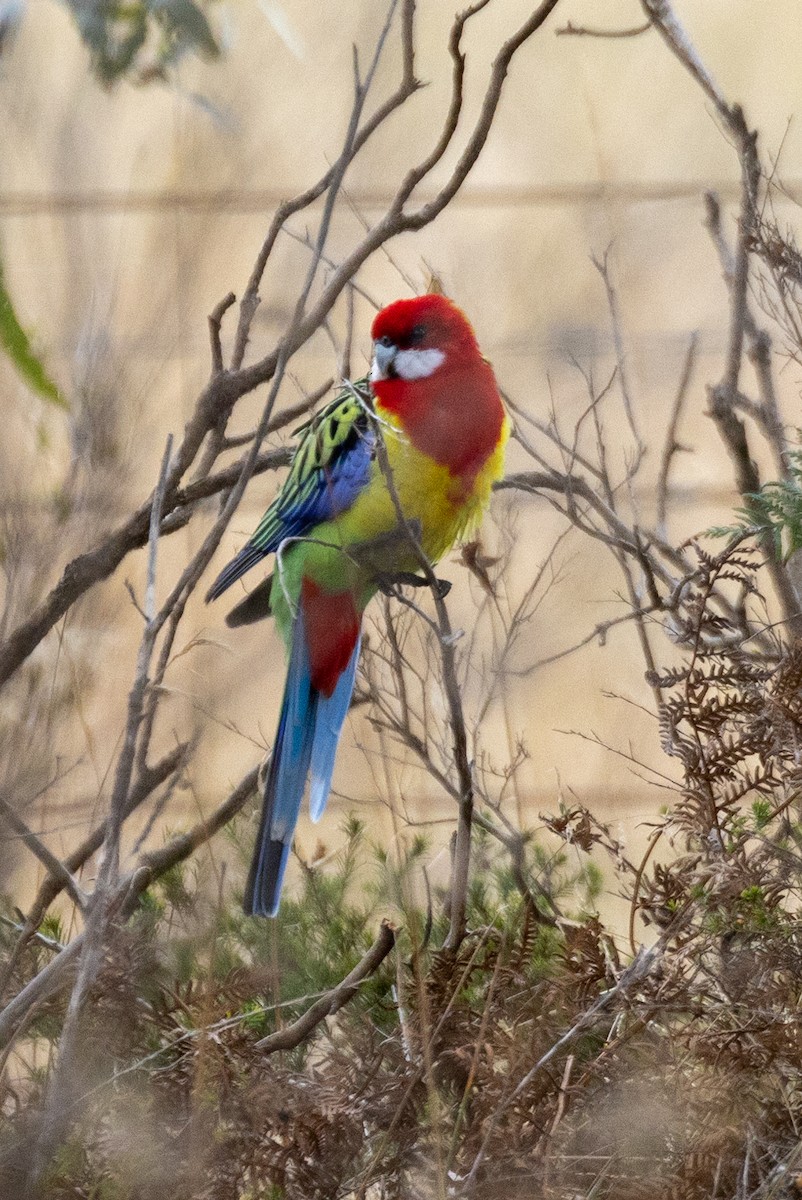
left=299, top=404, right=509, bottom=598
left=339, top=405, right=509, bottom=562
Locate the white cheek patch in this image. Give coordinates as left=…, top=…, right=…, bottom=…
left=394, top=347, right=446, bottom=380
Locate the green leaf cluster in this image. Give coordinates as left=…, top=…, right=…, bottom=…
left=709, top=444, right=802, bottom=560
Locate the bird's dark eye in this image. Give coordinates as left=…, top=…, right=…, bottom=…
left=409, top=323, right=426, bottom=345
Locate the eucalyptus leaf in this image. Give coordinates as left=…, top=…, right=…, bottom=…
left=0, top=255, right=65, bottom=409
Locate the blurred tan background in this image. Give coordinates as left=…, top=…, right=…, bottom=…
left=2, top=0, right=801, bottom=918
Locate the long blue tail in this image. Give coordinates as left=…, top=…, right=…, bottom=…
left=244, top=617, right=361, bottom=917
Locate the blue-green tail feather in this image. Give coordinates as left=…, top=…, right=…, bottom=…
left=244, top=615, right=318, bottom=917
left=309, top=635, right=361, bottom=822
left=244, top=617, right=360, bottom=917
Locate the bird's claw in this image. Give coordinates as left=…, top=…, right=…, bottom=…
left=377, top=571, right=452, bottom=599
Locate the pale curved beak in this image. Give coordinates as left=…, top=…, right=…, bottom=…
left=371, top=340, right=398, bottom=381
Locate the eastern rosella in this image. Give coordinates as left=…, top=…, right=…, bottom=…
left=207, top=294, right=509, bottom=916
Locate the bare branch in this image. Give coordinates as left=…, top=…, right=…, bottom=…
left=138, top=767, right=258, bottom=879
left=208, top=291, right=236, bottom=376
left=556, top=20, right=651, bottom=39
left=255, top=920, right=396, bottom=1053
left=640, top=0, right=729, bottom=116
left=0, top=444, right=291, bottom=690
left=705, top=192, right=790, bottom=480
left=0, top=796, right=88, bottom=911
left=229, top=0, right=419, bottom=373
left=0, top=767, right=259, bottom=1051
left=230, top=0, right=562, bottom=404
left=0, top=743, right=190, bottom=1002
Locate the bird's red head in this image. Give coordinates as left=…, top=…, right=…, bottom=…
left=370, top=294, right=480, bottom=384
left=368, top=293, right=505, bottom=480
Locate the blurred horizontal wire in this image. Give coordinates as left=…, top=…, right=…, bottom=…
left=0, top=483, right=748, bottom=511
left=0, top=179, right=800, bottom=215
left=27, top=327, right=732, bottom=359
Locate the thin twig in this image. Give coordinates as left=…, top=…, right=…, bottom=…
left=0, top=743, right=190, bottom=999
left=651, top=5, right=802, bottom=635
left=463, top=942, right=663, bottom=1189
left=208, top=291, right=236, bottom=376
left=31, top=435, right=175, bottom=1180
left=0, top=797, right=88, bottom=911
left=657, top=332, right=697, bottom=538
left=592, top=251, right=643, bottom=456
left=640, top=0, right=729, bottom=116
left=371, top=422, right=475, bottom=951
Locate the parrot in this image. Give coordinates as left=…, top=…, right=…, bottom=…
left=206, top=294, right=509, bottom=916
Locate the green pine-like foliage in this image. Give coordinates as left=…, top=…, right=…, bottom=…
left=709, top=443, right=802, bottom=560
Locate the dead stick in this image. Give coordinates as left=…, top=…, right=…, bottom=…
left=256, top=920, right=396, bottom=1053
